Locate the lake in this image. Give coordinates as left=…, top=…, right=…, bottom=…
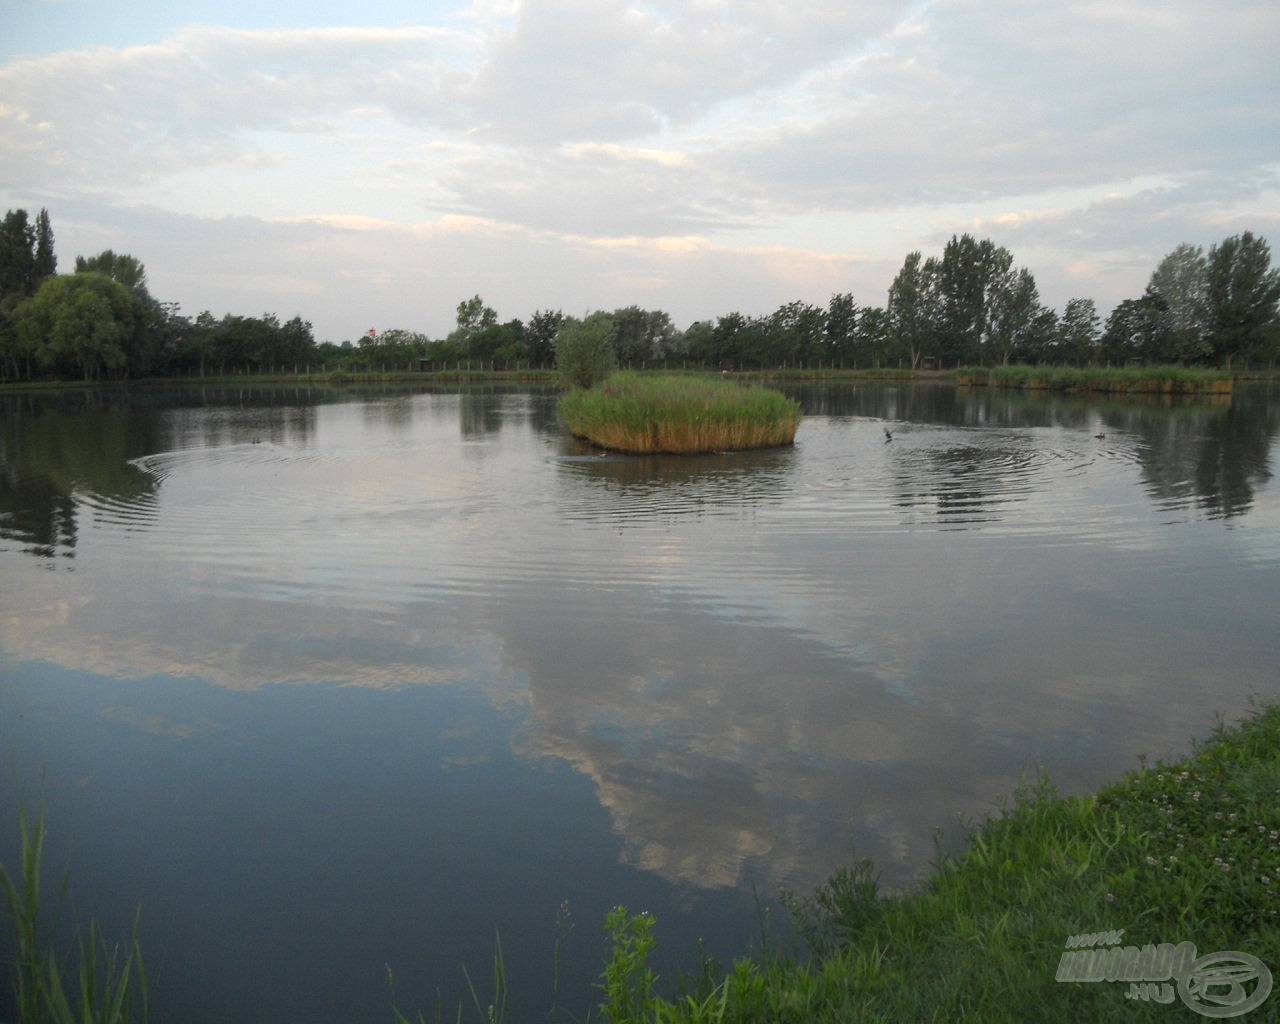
left=1, top=380, right=1278, bottom=1021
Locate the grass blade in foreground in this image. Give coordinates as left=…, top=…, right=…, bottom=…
left=0, top=801, right=148, bottom=1024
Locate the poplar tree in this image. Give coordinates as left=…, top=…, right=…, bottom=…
left=1205, top=231, right=1280, bottom=368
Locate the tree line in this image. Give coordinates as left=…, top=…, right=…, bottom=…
left=2, top=208, right=1277, bottom=383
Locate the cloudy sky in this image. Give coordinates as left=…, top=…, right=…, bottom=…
left=2, top=0, right=1277, bottom=343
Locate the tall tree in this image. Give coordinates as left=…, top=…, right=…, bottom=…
left=467, top=319, right=525, bottom=364
left=933, top=235, right=1014, bottom=364
left=0, top=209, right=38, bottom=301
left=526, top=309, right=564, bottom=368
left=612, top=306, right=653, bottom=365
left=450, top=294, right=498, bottom=348
left=768, top=300, right=826, bottom=365
left=1147, top=243, right=1210, bottom=363
left=855, top=306, right=890, bottom=368
left=708, top=312, right=751, bottom=368
left=34, top=209, right=56, bottom=281
left=1057, top=298, right=1101, bottom=365
left=886, top=251, right=937, bottom=369
left=1205, top=231, right=1280, bottom=368
left=15, top=272, right=147, bottom=381
left=1102, top=295, right=1170, bottom=364
left=555, top=314, right=616, bottom=388
left=75, top=250, right=150, bottom=296
left=986, top=266, right=1047, bottom=364
left=681, top=320, right=715, bottom=364
left=825, top=292, right=858, bottom=363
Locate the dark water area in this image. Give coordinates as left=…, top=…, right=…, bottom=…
left=1, top=380, right=1277, bottom=1021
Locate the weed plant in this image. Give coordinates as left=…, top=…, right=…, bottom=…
left=558, top=372, right=801, bottom=454
left=0, top=803, right=147, bottom=1024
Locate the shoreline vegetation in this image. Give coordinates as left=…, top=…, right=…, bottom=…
left=0, top=363, right=1272, bottom=396
left=955, top=364, right=1237, bottom=394
left=557, top=372, right=802, bottom=454
left=7, top=703, right=1277, bottom=1023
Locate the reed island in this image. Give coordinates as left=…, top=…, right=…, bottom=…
left=558, top=372, right=802, bottom=454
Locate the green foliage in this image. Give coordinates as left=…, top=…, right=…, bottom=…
left=555, top=315, right=617, bottom=389
left=955, top=363, right=1234, bottom=394
left=1, top=801, right=149, bottom=1024
left=1206, top=231, right=1280, bottom=367
left=611, top=306, right=678, bottom=366
left=886, top=250, right=935, bottom=369
left=1146, top=243, right=1211, bottom=363
left=1, top=210, right=41, bottom=302
left=600, top=906, right=660, bottom=1023
left=74, top=252, right=149, bottom=298
left=33, top=212, right=56, bottom=283
left=2, top=210, right=1273, bottom=385
left=781, top=860, right=882, bottom=957
left=525, top=309, right=564, bottom=369
left=460, top=932, right=508, bottom=1024
left=450, top=295, right=499, bottom=348
left=14, top=273, right=146, bottom=381
left=1057, top=298, right=1101, bottom=364
left=558, top=372, right=801, bottom=453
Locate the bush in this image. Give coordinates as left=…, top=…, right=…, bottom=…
left=555, top=317, right=617, bottom=389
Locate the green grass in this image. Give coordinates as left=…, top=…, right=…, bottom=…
left=0, top=802, right=148, bottom=1024
left=600, top=700, right=1280, bottom=1022
left=955, top=365, right=1235, bottom=394
left=558, top=372, right=802, bottom=454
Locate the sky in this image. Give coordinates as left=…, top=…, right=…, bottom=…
left=2, top=0, right=1278, bottom=343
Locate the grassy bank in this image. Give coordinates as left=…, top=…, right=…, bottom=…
left=558, top=372, right=802, bottom=454
left=602, top=701, right=1279, bottom=1022
left=956, top=364, right=1235, bottom=395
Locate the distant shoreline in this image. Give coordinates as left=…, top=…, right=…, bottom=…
left=1, top=364, right=1274, bottom=395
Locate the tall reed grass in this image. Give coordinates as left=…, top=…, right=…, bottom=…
left=558, top=372, right=801, bottom=454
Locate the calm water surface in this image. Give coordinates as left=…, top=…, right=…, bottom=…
left=1, top=381, right=1278, bottom=1021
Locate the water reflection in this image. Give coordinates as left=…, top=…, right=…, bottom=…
left=1125, top=386, right=1278, bottom=519
left=2, top=380, right=1279, bottom=1021
left=555, top=445, right=796, bottom=525
left=1, top=383, right=1278, bottom=885
left=787, top=382, right=1277, bottom=523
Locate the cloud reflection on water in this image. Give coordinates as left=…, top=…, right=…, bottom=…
left=1, top=384, right=1278, bottom=895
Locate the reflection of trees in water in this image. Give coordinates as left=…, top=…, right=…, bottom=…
left=555, top=444, right=796, bottom=524
left=791, top=381, right=1092, bottom=430
left=1114, top=386, right=1277, bottom=518
left=1, top=386, right=561, bottom=563
left=791, top=382, right=1277, bottom=522
left=457, top=386, right=560, bottom=437
left=0, top=392, right=161, bottom=559
left=0, top=389, right=320, bottom=560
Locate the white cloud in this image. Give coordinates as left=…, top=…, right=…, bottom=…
left=1, top=0, right=1276, bottom=339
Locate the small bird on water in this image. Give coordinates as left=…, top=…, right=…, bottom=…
left=884, top=427, right=893, bottom=442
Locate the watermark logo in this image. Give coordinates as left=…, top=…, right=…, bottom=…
left=1056, top=930, right=1273, bottom=1018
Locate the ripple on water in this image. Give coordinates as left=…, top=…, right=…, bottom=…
left=54, top=408, right=1267, bottom=613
